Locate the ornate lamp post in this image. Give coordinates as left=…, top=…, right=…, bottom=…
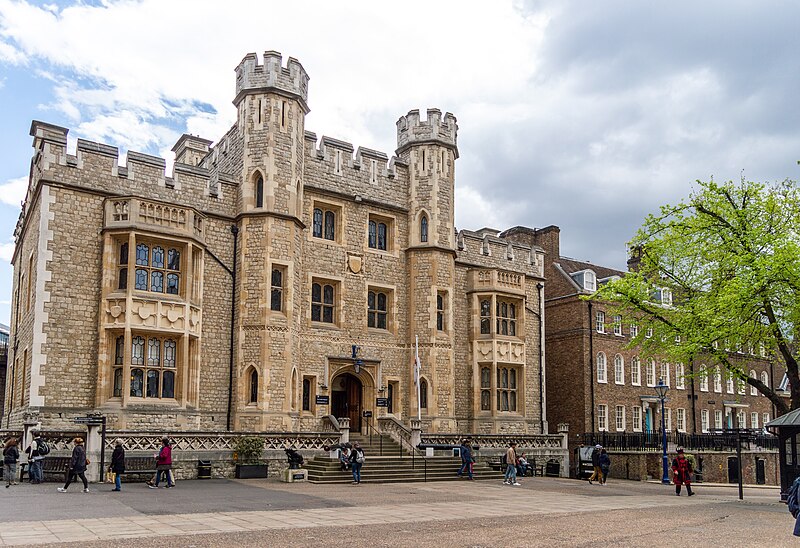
left=654, top=378, right=670, bottom=484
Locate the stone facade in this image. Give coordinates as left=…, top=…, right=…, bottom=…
left=502, top=225, right=779, bottom=445
left=3, top=51, right=546, bottom=436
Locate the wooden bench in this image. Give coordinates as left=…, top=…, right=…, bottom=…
left=488, top=457, right=503, bottom=471
left=20, top=456, right=72, bottom=482
left=117, top=456, right=158, bottom=481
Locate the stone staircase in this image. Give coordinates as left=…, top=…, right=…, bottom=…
left=306, top=434, right=505, bottom=484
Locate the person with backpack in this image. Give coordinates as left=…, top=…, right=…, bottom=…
left=599, top=448, right=611, bottom=485
left=787, top=475, right=800, bottom=536
left=672, top=447, right=694, bottom=496
left=25, top=431, right=48, bottom=484
left=57, top=437, right=89, bottom=493
left=3, top=437, right=20, bottom=488
left=349, top=441, right=365, bottom=484
left=457, top=439, right=474, bottom=480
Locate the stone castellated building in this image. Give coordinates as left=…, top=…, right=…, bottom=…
left=4, top=51, right=547, bottom=436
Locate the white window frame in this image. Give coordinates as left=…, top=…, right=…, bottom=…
left=727, top=377, right=735, bottom=394
left=614, top=354, right=624, bottom=385
left=701, top=409, right=709, bottom=433
left=660, top=363, right=670, bottom=387
left=714, top=367, right=723, bottom=393
left=763, top=413, right=770, bottom=427
left=615, top=405, right=626, bottom=432
left=760, top=371, right=769, bottom=392
left=664, top=408, right=672, bottom=431
left=646, top=359, right=656, bottom=387
left=646, top=327, right=653, bottom=338
left=598, top=404, right=608, bottom=431
left=631, top=357, right=641, bottom=386
left=676, top=363, right=685, bottom=389
left=676, top=408, right=686, bottom=432
left=584, top=270, right=596, bottom=292
left=597, top=352, right=607, bottom=383
left=595, top=311, right=605, bottom=333
left=630, top=323, right=639, bottom=338
left=737, top=410, right=746, bottom=429
left=751, top=412, right=759, bottom=429
left=613, top=315, right=622, bottom=336
left=661, top=288, right=672, bottom=306
left=750, top=371, right=758, bottom=396
left=714, top=410, right=723, bottom=430
left=633, top=406, right=642, bottom=432
left=699, top=366, right=709, bottom=392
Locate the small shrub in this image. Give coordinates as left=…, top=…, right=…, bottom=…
left=234, top=436, right=264, bottom=464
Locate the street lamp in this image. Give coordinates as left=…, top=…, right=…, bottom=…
left=654, top=378, right=670, bottom=485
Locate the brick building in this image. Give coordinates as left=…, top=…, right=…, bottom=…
left=502, top=225, right=778, bottom=444
left=3, top=51, right=547, bottom=435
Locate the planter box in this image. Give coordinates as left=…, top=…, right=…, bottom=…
left=235, top=463, right=268, bottom=479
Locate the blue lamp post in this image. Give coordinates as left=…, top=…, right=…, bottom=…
left=654, top=378, right=670, bottom=484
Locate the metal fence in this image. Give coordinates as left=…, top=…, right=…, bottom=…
left=582, top=429, right=778, bottom=452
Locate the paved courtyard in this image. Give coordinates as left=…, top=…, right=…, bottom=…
left=0, top=477, right=794, bottom=546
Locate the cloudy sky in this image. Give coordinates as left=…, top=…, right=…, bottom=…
left=0, top=0, right=799, bottom=324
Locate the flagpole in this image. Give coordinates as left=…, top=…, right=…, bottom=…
left=415, top=335, right=421, bottom=421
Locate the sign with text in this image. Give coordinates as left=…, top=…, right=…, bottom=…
left=362, top=410, right=373, bottom=418
left=376, top=398, right=389, bottom=407
left=315, top=395, right=329, bottom=405
left=73, top=417, right=104, bottom=425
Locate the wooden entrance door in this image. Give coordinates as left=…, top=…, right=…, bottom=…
left=331, top=374, right=363, bottom=432
left=346, top=375, right=363, bottom=432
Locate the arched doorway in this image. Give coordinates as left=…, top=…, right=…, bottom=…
left=332, top=373, right=363, bottom=431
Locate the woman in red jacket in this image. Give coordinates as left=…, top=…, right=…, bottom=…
left=150, top=437, right=174, bottom=489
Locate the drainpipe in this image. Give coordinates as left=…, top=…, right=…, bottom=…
left=226, top=224, right=239, bottom=432
left=6, top=263, right=22, bottom=428
left=588, top=301, right=595, bottom=433
left=537, top=283, right=546, bottom=434
left=769, top=361, right=776, bottom=420
left=689, top=359, right=697, bottom=433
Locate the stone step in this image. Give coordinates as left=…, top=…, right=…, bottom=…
left=308, top=471, right=505, bottom=484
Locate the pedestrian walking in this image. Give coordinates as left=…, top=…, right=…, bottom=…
left=57, top=437, right=89, bottom=493
left=149, top=437, right=174, bottom=489
left=349, top=441, right=365, bottom=484
left=588, top=444, right=602, bottom=485
left=503, top=442, right=521, bottom=486
left=25, top=431, right=48, bottom=484
left=787, top=474, right=800, bottom=536
left=599, top=448, right=611, bottom=485
left=3, top=437, right=20, bottom=488
left=457, top=439, right=474, bottom=480
left=672, top=447, right=694, bottom=496
left=110, top=438, right=125, bottom=492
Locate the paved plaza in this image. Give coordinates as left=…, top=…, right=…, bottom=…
left=0, top=477, right=794, bottom=546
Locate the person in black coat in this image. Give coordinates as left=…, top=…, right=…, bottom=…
left=588, top=444, right=602, bottom=484
left=58, top=437, right=89, bottom=493
left=110, top=438, right=125, bottom=492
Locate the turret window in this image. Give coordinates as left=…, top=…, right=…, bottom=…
left=255, top=176, right=264, bottom=208
left=420, top=215, right=429, bottom=243
left=270, top=267, right=285, bottom=312
left=497, top=366, right=518, bottom=412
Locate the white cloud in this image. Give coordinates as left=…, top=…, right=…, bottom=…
left=0, top=176, right=27, bottom=207
left=0, top=39, right=25, bottom=63
left=0, top=241, right=15, bottom=262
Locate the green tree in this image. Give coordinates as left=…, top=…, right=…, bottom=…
left=593, top=178, right=800, bottom=415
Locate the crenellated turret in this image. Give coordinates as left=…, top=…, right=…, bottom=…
left=234, top=51, right=310, bottom=112
left=396, top=108, right=458, bottom=158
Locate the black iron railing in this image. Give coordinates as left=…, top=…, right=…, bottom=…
left=582, top=429, right=778, bottom=452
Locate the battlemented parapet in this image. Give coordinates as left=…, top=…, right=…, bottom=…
left=456, top=228, right=544, bottom=279
left=396, top=108, right=458, bottom=157
left=234, top=51, right=310, bottom=112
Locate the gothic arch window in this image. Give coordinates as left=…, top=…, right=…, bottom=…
left=419, top=378, right=428, bottom=410
left=480, top=366, right=491, bottom=411
left=420, top=214, right=429, bottom=243
left=249, top=368, right=258, bottom=404
left=480, top=299, right=491, bottom=334
left=127, top=334, right=177, bottom=399
left=255, top=174, right=264, bottom=208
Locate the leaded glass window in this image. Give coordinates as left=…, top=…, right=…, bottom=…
left=480, top=299, right=491, bottom=334
left=271, top=268, right=283, bottom=312
left=312, top=282, right=335, bottom=323
left=132, top=240, right=181, bottom=295
left=497, top=366, right=518, bottom=412
left=250, top=369, right=258, bottom=404
left=420, top=379, right=428, bottom=409
left=127, top=335, right=178, bottom=400
left=480, top=366, right=491, bottom=411
left=324, top=211, right=335, bottom=240
left=420, top=215, right=428, bottom=243
left=313, top=208, right=323, bottom=238
left=368, top=290, right=388, bottom=329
